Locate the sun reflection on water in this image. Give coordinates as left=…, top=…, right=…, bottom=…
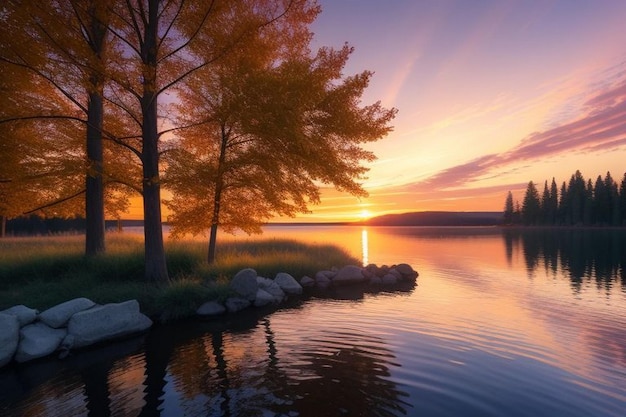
left=361, top=228, right=369, bottom=266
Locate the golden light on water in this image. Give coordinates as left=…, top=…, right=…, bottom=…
left=361, top=228, right=369, bottom=266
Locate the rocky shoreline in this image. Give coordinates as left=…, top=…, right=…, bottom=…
left=0, top=263, right=418, bottom=369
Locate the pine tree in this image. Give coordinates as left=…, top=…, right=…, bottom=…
left=620, top=173, right=626, bottom=226
left=549, top=178, right=559, bottom=225
left=522, top=181, right=541, bottom=225
left=503, top=191, right=515, bottom=225
left=541, top=181, right=550, bottom=224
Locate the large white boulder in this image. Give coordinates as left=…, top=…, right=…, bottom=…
left=230, top=268, right=259, bottom=301
left=332, top=265, right=366, bottom=286
left=257, top=277, right=285, bottom=303
left=1, top=305, right=39, bottom=327
left=14, top=322, right=67, bottom=363
left=275, top=273, right=302, bottom=295
left=65, top=300, right=152, bottom=349
left=39, top=297, right=96, bottom=328
left=0, top=313, right=19, bottom=367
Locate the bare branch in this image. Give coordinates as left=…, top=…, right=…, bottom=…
left=23, top=189, right=86, bottom=215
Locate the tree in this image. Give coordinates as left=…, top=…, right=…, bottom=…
left=521, top=181, right=540, bottom=225
left=106, top=0, right=309, bottom=281
left=503, top=191, right=514, bottom=225
left=620, top=173, right=626, bottom=226
left=540, top=181, right=550, bottom=225
left=549, top=178, right=559, bottom=225
left=567, top=170, right=586, bottom=225
left=0, top=0, right=120, bottom=254
left=0, top=48, right=87, bottom=234
left=164, top=3, right=396, bottom=263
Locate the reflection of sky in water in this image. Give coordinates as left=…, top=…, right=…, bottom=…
left=1, top=227, right=625, bottom=417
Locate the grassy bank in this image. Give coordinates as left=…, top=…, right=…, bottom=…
left=0, top=234, right=358, bottom=320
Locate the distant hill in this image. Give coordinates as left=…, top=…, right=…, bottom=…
left=364, top=211, right=503, bottom=226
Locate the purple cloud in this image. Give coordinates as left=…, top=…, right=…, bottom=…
left=416, top=71, right=626, bottom=192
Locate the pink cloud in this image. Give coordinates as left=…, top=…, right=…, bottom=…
left=414, top=70, right=626, bottom=192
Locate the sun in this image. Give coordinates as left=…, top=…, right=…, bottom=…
left=359, top=209, right=372, bottom=220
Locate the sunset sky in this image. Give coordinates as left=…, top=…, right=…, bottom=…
left=287, top=0, right=626, bottom=221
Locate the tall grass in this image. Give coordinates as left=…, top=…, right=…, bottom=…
left=0, top=234, right=358, bottom=319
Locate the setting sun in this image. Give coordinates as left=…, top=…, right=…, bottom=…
left=359, top=209, right=372, bottom=220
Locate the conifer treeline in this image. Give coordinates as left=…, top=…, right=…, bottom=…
left=504, top=170, right=626, bottom=226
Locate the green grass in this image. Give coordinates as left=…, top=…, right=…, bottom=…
left=0, top=234, right=358, bottom=320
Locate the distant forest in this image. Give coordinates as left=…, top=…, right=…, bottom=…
left=504, top=170, right=626, bottom=226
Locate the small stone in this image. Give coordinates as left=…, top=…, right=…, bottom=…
left=197, top=301, right=226, bottom=316
left=332, top=265, right=366, bottom=286
left=254, top=289, right=275, bottom=307
left=257, top=277, right=285, bottom=302
left=225, top=297, right=251, bottom=313
left=382, top=274, right=398, bottom=285
left=300, top=276, right=315, bottom=287
left=275, top=272, right=302, bottom=295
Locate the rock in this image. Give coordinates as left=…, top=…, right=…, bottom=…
left=197, top=301, right=226, bottom=316
left=275, top=273, right=302, bottom=295
left=388, top=268, right=402, bottom=280
left=14, top=323, right=67, bottom=363
left=1, top=305, right=39, bottom=327
left=369, top=276, right=382, bottom=285
left=230, top=268, right=259, bottom=301
left=257, top=277, right=285, bottom=303
left=254, top=289, right=275, bottom=307
left=315, top=274, right=332, bottom=289
left=300, top=276, right=315, bottom=287
left=381, top=274, right=398, bottom=285
left=396, top=263, right=419, bottom=281
left=0, top=313, right=19, bottom=367
left=364, top=264, right=381, bottom=278
left=332, top=265, right=366, bottom=286
left=66, top=300, right=152, bottom=349
left=225, top=297, right=251, bottom=313
left=395, top=263, right=415, bottom=275
left=315, top=270, right=336, bottom=281
left=39, top=297, right=96, bottom=329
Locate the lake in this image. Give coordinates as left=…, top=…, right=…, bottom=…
left=1, top=226, right=625, bottom=416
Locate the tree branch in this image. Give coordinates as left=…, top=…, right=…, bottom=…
left=23, top=189, right=85, bottom=215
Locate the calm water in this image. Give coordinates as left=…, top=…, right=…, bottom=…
left=1, top=226, right=625, bottom=416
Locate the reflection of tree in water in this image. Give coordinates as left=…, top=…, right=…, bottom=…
left=161, top=315, right=410, bottom=416
left=289, top=337, right=411, bottom=417
left=2, top=299, right=412, bottom=416
left=503, top=229, right=626, bottom=292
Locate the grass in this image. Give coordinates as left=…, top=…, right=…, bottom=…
left=0, top=234, right=358, bottom=320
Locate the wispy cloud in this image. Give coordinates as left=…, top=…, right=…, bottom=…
left=414, top=69, right=626, bottom=192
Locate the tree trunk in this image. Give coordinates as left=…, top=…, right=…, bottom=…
left=141, top=0, right=169, bottom=285
left=84, top=2, right=108, bottom=257
left=0, top=215, right=5, bottom=238
left=207, top=124, right=229, bottom=264
left=85, top=90, right=105, bottom=256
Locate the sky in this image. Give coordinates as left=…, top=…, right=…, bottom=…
left=290, top=0, right=626, bottom=222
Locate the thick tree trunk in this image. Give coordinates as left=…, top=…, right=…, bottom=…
left=141, top=0, right=169, bottom=285
left=84, top=3, right=108, bottom=256
left=85, top=90, right=105, bottom=256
